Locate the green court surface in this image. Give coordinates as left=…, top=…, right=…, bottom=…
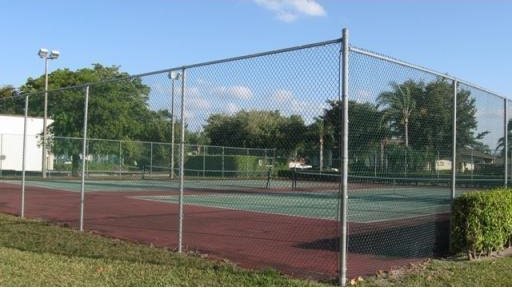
left=134, top=187, right=454, bottom=223
left=2, top=178, right=460, bottom=223
left=1, top=178, right=293, bottom=193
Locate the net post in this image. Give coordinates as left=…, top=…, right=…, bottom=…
left=451, top=80, right=457, bottom=200
left=80, top=85, right=89, bottom=232
left=504, top=99, right=508, bottom=188
left=21, top=93, right=29, bottom=218
left=178, top=67, right=186, bottom=253
left=339, top=27, right=349, bottom=287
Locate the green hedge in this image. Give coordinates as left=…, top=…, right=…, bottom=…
left=184, top=155, right=268, bottom=177
left=450, top=188, right=512, bottom=259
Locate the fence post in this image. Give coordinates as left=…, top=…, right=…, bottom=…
left=21, top=94, right=29, bottom=218
left=119, top=141, right=122, bottom=177
left=339, top=27, right=349, bottom=287
left=80, top=86, right=89, bottom=232
left=222, top=146, right=225, bottom=178
left=0, top=134, right=3, bottom=177
left=150, top=142, right=153, bottom=175
left=246, top=148, right=249, bottom=178
left=451, top=80, right=457, bottom=200
left=85, top=139, right=89, bottom=177
left=170, top=71, right=177, bottom=180
left=374, top=152, right=377, bottom=177
left=178, top=67, right=186, bottom=253
left=203, top=145, right=206, bottom=177
left=505, top=99, right=508, bottom=188
left=320, top=121, right=324, bottom=172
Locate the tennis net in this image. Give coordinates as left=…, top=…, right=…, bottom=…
left=291, top=170, right=505, bottom=192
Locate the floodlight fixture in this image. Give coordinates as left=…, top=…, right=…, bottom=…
left=169, top=70, right=181, bottom=80
left=11, top=89, right=20, bottom=97
left=38, top=48, right=49, bottom=58
left=49, top=50, right=60, bottom=59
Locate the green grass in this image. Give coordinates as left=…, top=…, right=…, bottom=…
left=354, top=256, right=512, bottom=287
left=0, top=213, right=322, bottom=286
left=4, top=212, right=512, bottom=286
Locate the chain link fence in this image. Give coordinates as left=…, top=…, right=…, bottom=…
left=0, top=29, right=510, bottom=285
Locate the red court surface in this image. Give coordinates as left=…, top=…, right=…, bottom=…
left=0, top=182, right=449, bottom=281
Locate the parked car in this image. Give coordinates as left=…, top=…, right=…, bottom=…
left=288, top=161, right=312, bottom=170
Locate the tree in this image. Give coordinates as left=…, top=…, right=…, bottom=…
left=496, top=119, right=512, bottom=157
left=18, top=64, right=168, bottom=176
left=322, top=100, right=387, bottom=171
left=321, top=79, right=481, bottom=174
left=407, top=79, right=480, bottom=156
left=377, top=81, right=419, bottom=148
left=377, top=79, right=482, bottom=174
left=203, top=110, right=307, bottom=158
left=303, top=117, right=332, bottom=170
left=0, top=85, right=24, bottom=115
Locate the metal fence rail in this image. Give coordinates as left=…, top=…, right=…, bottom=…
left=0, top=28, right=509, bottom=286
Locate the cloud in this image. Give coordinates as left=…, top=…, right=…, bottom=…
left=226, top=103, right=240, bottom=114
left=272, top=89, right=294, bottom=102
left=188, top=97, right=211, bottom=109
left=476, top=107, right=504, bottom=119
left=213, top=85, right=253, bottom=100
left=254, top=0, right=326, bottom=22
left=356, top=89, right=371, bottom=99
left=270, top=88, right=324, bottom=120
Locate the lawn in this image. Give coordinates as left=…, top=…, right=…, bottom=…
left=0, top=213, right=321, bottom=286
left=2, top=211, right=512, bottom=286
left=354, top=256, right=512, bottom=286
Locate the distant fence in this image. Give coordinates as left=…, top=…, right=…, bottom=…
left=0, top=28, right=509, bottom=285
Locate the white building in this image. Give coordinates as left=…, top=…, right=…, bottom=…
left=0, top=115, right=53, bottom=172
left=435, top=159, right=452, bottom=171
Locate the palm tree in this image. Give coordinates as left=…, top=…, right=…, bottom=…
left=307, top=115, right=335, bottom=171
left=496, top=119, right=512, bottom=157
left=377, top=81, right=417, bottom=147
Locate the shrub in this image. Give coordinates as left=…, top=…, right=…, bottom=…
left=450, top=188, right=512, bottom=259
left=184, top=155, right=268, bottom=177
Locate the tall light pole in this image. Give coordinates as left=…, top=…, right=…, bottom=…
left=38, top=48, right=60, bottom=179
left=168, top=70, right=181, bottom=179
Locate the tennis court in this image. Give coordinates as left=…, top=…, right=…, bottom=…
left=3, top=173, right=459, bottom=224
left=1, top=176, right=288, bottom=192
left=135, top=186, right=453, bottom=223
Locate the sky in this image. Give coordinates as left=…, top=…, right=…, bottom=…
left=1, top=0, right=511, bottom=97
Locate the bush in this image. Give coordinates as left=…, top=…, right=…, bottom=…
left=450, top=188, right=512, bottom=259
left=184, top=155, right=269, bottom=177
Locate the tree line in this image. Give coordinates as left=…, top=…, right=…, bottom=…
left=0, top=65, right=501, bottom=175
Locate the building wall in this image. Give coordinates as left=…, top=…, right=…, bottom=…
left=435, top=159, right=452, bottom=171
left=0, top=115, right=53, bottom=172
